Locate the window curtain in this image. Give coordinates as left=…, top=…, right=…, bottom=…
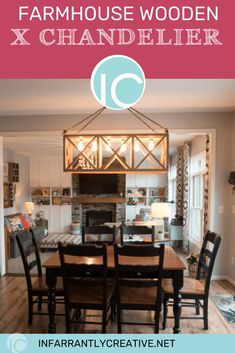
left=175, top=146, right=183, bottom=216
left=175, top=143, right=191, bottom=253
left=203, top=134, right=210, bottom=235
left=182, top=142, right=190, bottom=254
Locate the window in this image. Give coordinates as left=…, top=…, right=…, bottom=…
left=190, top=152, right=206, bottom=246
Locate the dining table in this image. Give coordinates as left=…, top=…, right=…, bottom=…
left=43, top=245, right=186, bottom=334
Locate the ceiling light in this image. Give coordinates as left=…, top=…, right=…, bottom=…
left=77, top=140, right=84, bottom=152
left=120, top=142, right=127, bottom=153
left=63, top=107, right=169, bottom=173
left=134, top=141, right=140, bottom=152
left=91, top=140, right=97, bottom=152
left=105, top=140, right=112, bottom=152
left=148, top=139, right=155, bottom=151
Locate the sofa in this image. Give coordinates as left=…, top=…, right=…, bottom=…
left=4, top=213, right=46, bottom=258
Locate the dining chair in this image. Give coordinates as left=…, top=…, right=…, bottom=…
left=16, top=229, right=64, bottom=325
left=114, top=243, right=165, bottom=333
left=120, top=225, right=155, bottom=245
left=58, top=243, right=115, bottom=333
left=162, top=230, right=221, bottom=330
left=82, top=225, right=116, bottom=245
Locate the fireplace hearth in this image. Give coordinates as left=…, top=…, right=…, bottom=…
left=86, top=210, right=113, bottom=226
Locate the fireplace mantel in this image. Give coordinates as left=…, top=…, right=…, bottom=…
left=72, top=197, right=127, bottom=204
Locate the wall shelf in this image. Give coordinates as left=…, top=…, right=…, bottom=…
left=125, top=174, right=168, bottom=222
left=31, top=187, right=72, bottom=205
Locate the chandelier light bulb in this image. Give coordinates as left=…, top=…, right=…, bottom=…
left=105, top=140, right=112, bottom=152
left=91, top=140, right=97, bottom=152
left=148, top=139, right=155, bottom=151
left=120, top=142, right=127, bottom=153
left=134, top=141, right=140, bottom=152
left=77, top=140, right=84, bottom=152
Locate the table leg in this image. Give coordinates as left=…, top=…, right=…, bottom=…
left=172, top=270, right=183, bottom=334
left=46, top=268, right=57, bottom=333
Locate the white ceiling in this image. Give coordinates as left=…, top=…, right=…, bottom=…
left=3, top=132, right=203, bottom=158
left=0, top=79, right=235, bottom=115
left=1, top=79, right=233, bottom=157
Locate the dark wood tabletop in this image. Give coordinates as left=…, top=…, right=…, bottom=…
left=43, top=245, right=186, bottom=271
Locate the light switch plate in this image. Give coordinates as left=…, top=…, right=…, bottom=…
left=219, top=206, right=224, bottom=214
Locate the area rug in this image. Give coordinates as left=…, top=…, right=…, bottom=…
left=211, top=295, right=235, bottom=323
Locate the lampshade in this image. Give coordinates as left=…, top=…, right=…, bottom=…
left=24, top=202, right=35, bottom=215
left=151, top=202, right=170, bottom=218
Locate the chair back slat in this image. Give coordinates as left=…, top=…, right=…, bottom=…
left=196, top=231, right=221, bottom=293
left=63, top=263, right=104, bottom=278
left=199, top=261, right=209, bottom=273
left=202, top=248, right=212, bottom=258
left=120, top=225, right=155, bottom=245
left=122, top=226, right=154, bottom=235
left=25, top=245, right=37, bottom=257
left=16, top=229, right=43, bottom=293
left=118, top=266, right=161, bottom=280
left=61, top=243, right=104, bottom=257
left=59, top=243, right=107, bottom=277
left=82, top=225, right=115, bottom=245
left=119, top=279, right=158, bottom=287
left=28, top=259, right=38, bottom=271
left=118, top=244, right=161, bottom=257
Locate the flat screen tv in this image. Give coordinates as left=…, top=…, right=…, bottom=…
left=79, top=174, right=118, bottom=194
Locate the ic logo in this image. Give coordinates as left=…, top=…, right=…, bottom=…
left=7, top=334, right=28, bottom=353
left=91, top=55, right=145, bottom=110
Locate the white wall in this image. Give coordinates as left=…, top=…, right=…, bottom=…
left=228, top=113, right=235, bottom=282
left=3, top=148, right=31, bottom=216
left=30, top=157, right=72, bottom=233
left=191, top=135, right=207, bottom=156
left=0, top=137, right=6, bottom=275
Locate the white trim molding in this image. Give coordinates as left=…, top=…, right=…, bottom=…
left=211, top=275, right=235, bottom=287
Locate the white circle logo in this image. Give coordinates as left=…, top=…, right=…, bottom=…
left=7, top=334, right=28, bottom=353
left=90, top=55, right=145, bottom=110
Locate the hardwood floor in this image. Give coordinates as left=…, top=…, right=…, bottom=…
left=0, top=275, right=234, bottom=334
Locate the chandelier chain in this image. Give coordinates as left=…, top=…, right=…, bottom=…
left=128, top=107, right=167, bottom=132
left=63, top=106, right=167, bottom=135
left=63, top=107, right=106, bottom=134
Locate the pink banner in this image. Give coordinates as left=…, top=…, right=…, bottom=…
left=0, top=0, right=234, bottom=78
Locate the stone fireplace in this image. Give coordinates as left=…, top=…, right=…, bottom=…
left=72, top=202, right=125, bottom=225
left=72, top=174, right=126, bottom=226
left=86, top=210, right=113, bottom=226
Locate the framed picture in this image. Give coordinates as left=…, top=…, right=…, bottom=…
left=42, top=187, right=50, bottom=197
left=4, top=183, right=13, bottom=208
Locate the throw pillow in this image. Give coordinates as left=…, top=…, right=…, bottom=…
left=23, top=213, right=36, bottom=228
left=7, top=215, right=24, bottom=232
left=20, top=214, right=30, bottom=230
left=4, top=218, right=12, bottom=233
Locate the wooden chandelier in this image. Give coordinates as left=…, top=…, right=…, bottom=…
left=63, top=107, right=169, bottom=174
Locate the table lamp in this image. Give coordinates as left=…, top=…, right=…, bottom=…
left=24, top=202, right=35, bottom=216
left=151, top=202, right=170, bottom=239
